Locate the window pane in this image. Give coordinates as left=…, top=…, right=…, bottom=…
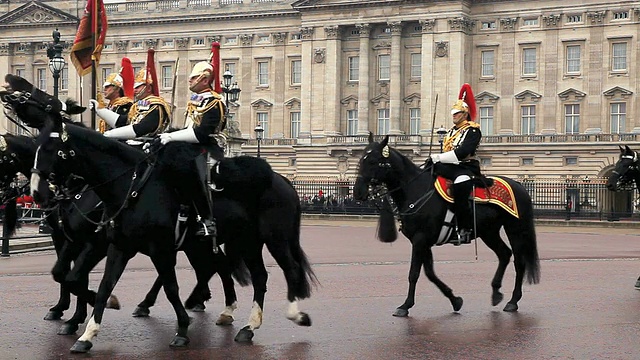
left=610, top=102, right=626, bottom=133
left=378, top=55, right=390, bottom=80
left=479, top=106, right=494, bottom=135
left=481, top=50, right=494, bottom=77
left=377, top=108, right=389, bottom=134
left=410, top=53, right=421, bottom=78
left=61, top=68, right=68, bottom=90
left=37, top=68, right=47, bottom=90
left=564, top=104, right=580, bottom=134
left=521, top=105, right=535, bottom=135
left=162, top=65, right=172, bottom=89
left=347, top=110, right=358, bottom=135
left=523, top=48, right=536, bottom=75
left=612, top=43, right=627, bottom=71
left=258, top=61, right=269, bottom=86
left=290, top=111, right=300, bottom=138
left=291, top=60, right=301, bottom=84
left=566, top=45, right=580, bottom=73
left=409, top=108, right=420, bottom=135
left=348, top=56, right=359, bottom=81
left=257, top=112, right=269, bottom=136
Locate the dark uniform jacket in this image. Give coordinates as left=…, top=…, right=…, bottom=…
left=184, top=90, right=226, bottom=159
left=115, top=95, right=171, bottom=137
left=438, top=121, right=483, bottom=178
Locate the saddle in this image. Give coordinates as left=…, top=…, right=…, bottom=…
left=434, top=176, right=520, bottom=218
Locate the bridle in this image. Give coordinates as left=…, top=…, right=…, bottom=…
left=611, top=151, right=639, bottom=190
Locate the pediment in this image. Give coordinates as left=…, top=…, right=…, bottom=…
left=402, top=92, right=421, bottom=104
left=284, top=97, right=301, bottom=109
left=0, top=1, right=78, bottom=28
left=250, top=98, right=273, bottom=108
left=514, top=90, right=542, bottom=102
left=603, top=86, right=633, bottom=99
left=558, top=88, right=586, bottom=101
left=475, top=91, right=500, bottom=104
left=370, top=93, right=390, bottom=105
left=340, top=94, right=358, bottom=105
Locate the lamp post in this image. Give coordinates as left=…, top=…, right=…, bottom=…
left=221, top=66, right=241, bottom=120
left=436, top=125, right=448, bottom=152
left=254, top=123, right=264, bottom=158
left=46, top=28, right=66, bottom=99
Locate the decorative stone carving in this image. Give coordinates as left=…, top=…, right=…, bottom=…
left=448, top=17, right=475, bottom=32
left=435, top=41, right=448, bottom=57
left=500, top=18, right=518, bottom=30
left=23, top=10, right=53, bottom=23
left=175, top=37, right=189, bottom=49
left=145, top=39, right=158, bottom=49
left=239, top=34, right=253, bottom=46
left=355, top=23, right=371, bottom=37
left=373, top=41, right=391, bottom=49
left=115, top=40, right=128, bottom=51
left=226, top=119, right=242, bottom=138
left=18, top=42, right=34, bottom=54
left=542, top=14, right=561, bottom=27
left=300, top=27, right=314, bottom=40
left=0, top=44, right=9, bottom=55
left=586, top=11, right=607, bottom=24
left=272, top=32, right=287, bottom=44
left=388, top=21, right=403, bottom=35
left=324, top=25, right=340, bottom=40
left=314, top=48, right=326, bottom=63
left=207, top=36, right=222, bottom=43
left=419, top=19, right=436, bottom=33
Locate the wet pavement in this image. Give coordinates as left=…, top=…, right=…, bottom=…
left=0, top=220, right=639, bottom=359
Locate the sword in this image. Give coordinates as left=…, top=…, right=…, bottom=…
left=169, top=57, right=180, bottom=123
left=427, top=93, right=439, bottom=158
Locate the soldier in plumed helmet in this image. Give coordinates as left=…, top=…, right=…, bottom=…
left=429, top=83, right=483, bottom=244
left=97, top=58, right=134, bottom=132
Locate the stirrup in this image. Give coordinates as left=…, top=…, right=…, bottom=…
left=195, top=219, right=217, bottom=237
left=454, top=229, right=473, bottom=246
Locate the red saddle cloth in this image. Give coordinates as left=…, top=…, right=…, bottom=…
left=434, top=176, right=519, bottom=218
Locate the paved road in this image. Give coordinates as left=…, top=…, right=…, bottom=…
left=0, top=220, right=639, bottom=359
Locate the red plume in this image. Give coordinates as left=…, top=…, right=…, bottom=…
left=120, top=57, right=134, bottom=99
left=210, top=42, right=221, bottom=93
left=146, top=48, right=159, bottom=97
left=458, top=83, right=477, bottom=121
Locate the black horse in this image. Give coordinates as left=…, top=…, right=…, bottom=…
left=606, top=145, right=640, bottom=290
left=2, top=74, right=317, bottom=349
left=353, top=134, right=540, bottom=315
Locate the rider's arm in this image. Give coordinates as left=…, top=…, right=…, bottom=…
left=193, top=100, right=223, bottom=143
left=453, top=127, right=481, bottom=160
left=131, top=105, right=164, bottom=136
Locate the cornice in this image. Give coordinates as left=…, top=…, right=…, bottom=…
left=105, top=9, right=299, bottom=27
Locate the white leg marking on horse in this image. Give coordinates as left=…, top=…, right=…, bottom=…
left=220, top=301, right=237, bottom=318
left=77, top=316, right=100, bottom=342
left=29, top=174, right=40, bottom=197
left=247, top=301, right=263, bottom=330
left=286, top=301, right=302, bottom=322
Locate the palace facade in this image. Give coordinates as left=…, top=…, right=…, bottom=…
left=1, top=0, right=639, bottom=184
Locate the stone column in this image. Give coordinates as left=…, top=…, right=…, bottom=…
left=324, top=25, right=341, bottom=136
left=23, top=43, right=34, bottom=84
left=174, top=37, right=191, bottom=128
left=0, top=43, right=11, bottom=131
left=419, top=20, right=436, bottom=134
left=299, top=26, right=314, bottom=143
left=388, top=21, right=403, bottom=135
left=356, top=23, right=371, bottom=135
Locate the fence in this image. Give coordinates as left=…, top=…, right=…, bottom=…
left=290, top=177, right=638, bottom=220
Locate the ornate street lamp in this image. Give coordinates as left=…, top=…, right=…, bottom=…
left=46, top=28, right=66, bottom=99
left=254, top=123, right=264, bottom=158
left=221, top=66, right=241, bottom=120
left=436, top=125, right=448, bottom=152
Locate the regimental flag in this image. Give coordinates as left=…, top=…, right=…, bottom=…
left=70, top=0, right=108, bottom=76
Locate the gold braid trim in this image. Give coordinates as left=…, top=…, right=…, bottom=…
left=185, top=90, right=224, bottom=128
left=127, top=96, right=172, bottom=134
left=442, top=121, right=479, bottom=152
left=109, top=96, right=133, bottom=108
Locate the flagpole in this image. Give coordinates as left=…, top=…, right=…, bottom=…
left=90, top=0, right=98, bottom=130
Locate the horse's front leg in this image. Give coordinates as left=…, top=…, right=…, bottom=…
left=421, top=247, right=463, bottom=312
left=234, top=249, right=268, bottom=342
left=131, top=276, right=163, bottom=317
left=212, top=250, right=238, bottom=326
left=58, top=290, right=89, bottom=336
left=393, top=234, right=429, bottom=317
left=46, top=239, right=74, bottom=320
left=70, top=243, right=132, bottom=354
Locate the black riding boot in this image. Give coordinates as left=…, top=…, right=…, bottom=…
left=453, top=180, right=474, bottom=245
left=192, top=154, right=217, bottom=237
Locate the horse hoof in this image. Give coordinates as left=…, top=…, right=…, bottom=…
left=392, top=308, right=409, bottom=317
left=215, top=314, right=234, bottom=326
left=503, top=303, right=518, bottom=312
left=234, top=326, right=254, bottom=342
left=70, top=340, right=93, bottom=353
left=132, top=306, right=150, bottom=317
left=492, top=292, right=504, bottom=306
left=190, top=303, right=206, bottom=312
left=294, top=312, right=311, bottom=326
left=43, top=311, right=63, bottom=321
left=57, top=323, right=79, bottom=335
left=106, top=295, right=120, bottom=310
left=169, top=334, right=190, bottom=347
left=451, top=296, right=463, bottom=312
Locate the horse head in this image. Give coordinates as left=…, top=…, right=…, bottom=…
left=353, top=133, right=395, bottom=201
left=607, top=145, right=639, bottom=191
left=0, top=74, right=85, bottom=130
left=0, top=134, right=36, bottom=187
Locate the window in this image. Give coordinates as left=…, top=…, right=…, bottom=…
left=290, top=111, right=301, bottom=138
left=377, top=109, right=390, bottom=134
left=348, top=56, right=359, bottom=81
left=291, top=60, right=301, bottom=85
left=522, top=158, right=534, bottom=166
left=521, top=105, right=536, bottom=135
left=101, top=67, right=112, bottom=85
left=479, top=106, right=494, bottom=135
left=226, top=36, right=237, bottom=45
left=480, top=157, right=492, bottom=166
left=567, top=15, right=582, bottom=23
left=163, top=39, right=174, bottom=48
left=610, top=103, right=626, bottom=133
left=61, top=68, right=68, bottom=90
left=566, top=45, right=581, bottom=73
left=522, top=48, right=537, bottom=76
left=291, top=33, right=302, bottom=41
left=257, top=61, right=269, bottom=86
left=257, top=112, right=269, bottom=137
left=193, top=38, right=205, bottom=46
left=161, top=65, right=172, bottom=89
left=347, top=110, right=358, bottom=135
left=612, top=42, right=627, bottom=71
left=132, top=41, right=142, bottom=49
left=103, top=43, right=113, bottom=50
left=565, top=157, right=578, bottom=166
left=410, top=53, right=421, bottom=78
left=258, top=35, right=270, bottom=43
left=613, top=11, right=629, bottom=20
left=409, top=108, right=420, bottom=135
left=523, top=18, right=538, bottom=26
left=481, top=21, right=496, bottom=30
left=15, top=68, right=24, bottom=77
left=564, top=104, right=580, bottom=134
left=37, top=68, right=47, bottom=90
left=133, top=65, right=142, bottom=75
left=224, top=62, right=236, bottom=77
left=481, top=50, right=494, bottom=77
left=378, top=54, right=390, bottom=81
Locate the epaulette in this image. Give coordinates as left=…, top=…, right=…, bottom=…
left=110, top=97, right=133, bottom=108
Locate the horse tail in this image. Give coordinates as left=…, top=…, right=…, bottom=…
left=230, top=257, right=251, bottom=287
left=3, top=197, right=18, bottom=237
left=287, top=200, right=319, bottom=299
left=376, top=197, right=397, bottom=243
left=521, top=212, right=541, bottom=284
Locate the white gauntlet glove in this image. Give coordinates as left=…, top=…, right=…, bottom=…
left=89, top=99, right=119, bottom=128
left=104, top=125, right=137, bottom=140
left=431, top=151, right=459, bottom=164
left=159, top=128, right=199, bottom=145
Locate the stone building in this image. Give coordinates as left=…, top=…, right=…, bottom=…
left=0, top=0, right=639, bottom=187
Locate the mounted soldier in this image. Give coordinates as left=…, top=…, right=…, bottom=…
left=97, top=58, right=134, bottom=133
left=90, top=49, right=171, bottom=140
left=159, top=43, right=226, bottom=237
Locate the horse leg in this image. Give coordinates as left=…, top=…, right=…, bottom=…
left=235, top=249, right=268, bottom=342
left=44, top=284, right=71, bottom=321
left=478, top=232, right=513, bottom=307
left=503, top=250, right=526, bottom=312
left=70, top=244, right=132, bottom=353
left=183, top=243, right=215, bottom=313
left=63, top=243, right=117, bottom=310
left=211, top=251, right=238, bottom=326
left=149, top=249, right=191, bottom=348
left=58, top=281, right=89, bottom=335
left=131, top=276, right=162, bottom=317
left=394, top=237, right=429, bottom=317
left=46, top=239, right=74, bottom=320
left=421, top=247, right=463, bottom=312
